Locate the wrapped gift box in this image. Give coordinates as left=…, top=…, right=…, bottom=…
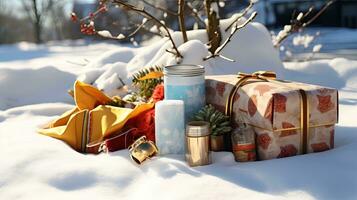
left=206, top=74, right=338, bottom=160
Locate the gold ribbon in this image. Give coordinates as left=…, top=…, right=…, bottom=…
left=225, top=71, right=309, bottom=154
left=225, top=71, right=277, bottom=117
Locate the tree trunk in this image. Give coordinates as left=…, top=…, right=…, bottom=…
left=178, top=0, right=188, bottom=43
left=34, top=20, right=42, bottom=44
left=205, top=0, right=221, bottom=54
left=32, top=0, right=42, bottom=43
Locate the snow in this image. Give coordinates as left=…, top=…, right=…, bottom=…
left=0, top=40, right=120, bottom=110
left=80, top=15, right=284, bottom=94
left=1, top=27, right=357, bottom=199
left=284, top=58, right=357, bottom=89
left=97, top=30, right=114, bottom=38
left=276, top=28, right=357, bottom=61
left=292, top=34, right=314, bottom=48
left=312, top=44, right=322, bottom=53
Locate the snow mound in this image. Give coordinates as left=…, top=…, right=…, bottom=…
left=0, top=66, right=76, bottom=110
left=0, top=40, right=121, bottom=110
left=284, top=58, right=357, bottom=90
left=79, top=16, right=284, bottom=95
left=86, top=47, right=136, bottom=69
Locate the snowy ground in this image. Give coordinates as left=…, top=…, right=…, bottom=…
left=279, top=28, right=357, bottom=61
left=1, top=31, right=357, bottom=199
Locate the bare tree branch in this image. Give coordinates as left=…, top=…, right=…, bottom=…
left=97, top=19, right=153, bottom=40
left=142, top=0, right=206, bottom=30
left=204, top=12, right=257, bottom=61
left=178, top=0, right=188, bottom=42
left=273, top=0, right=334, bottom=48
left=143, top=0, right=205, bottom=29
left=21, top=0, right=59, bottom=43
left=127, top=19, right=152, bottom=38
left=185, top=2, right=206, bottom=28
left=21, top=1, right=35, bottom=22
left=129, top=22, right=162, bottom=37
left=142, top=0, right=178, bottom=16
left=205, top=0, right=222, bottom=54
left=79, top=5, right=107, bottom=23
left=112, top=0, right=183, bottom=58
left=23, top=0, right=42, bottom=43
left=42, top=0, right=56, bottom=16
left=139, top=26, right=162, bottom=37
left=225, top=0, right=255, bottom=32
left=303, top=0, right=334, bottom=27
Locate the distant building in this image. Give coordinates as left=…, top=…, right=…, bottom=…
left=223, top=0, right=357, bottom=28
left=264, top=0, right=357, bottom=28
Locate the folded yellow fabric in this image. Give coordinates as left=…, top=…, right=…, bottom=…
left=38, top=80, right=154, bottom=153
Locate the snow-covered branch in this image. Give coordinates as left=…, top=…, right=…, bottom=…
left=225, top=0, right=255, bottom=32
left=98, top=19, right=152, bottom=41
left=111, top=0, right=183, bottom=58
left=204, top=11, right=258, bottom=61
left=205, top=0, right=222, bottom=54
left=273, top=0, right=334, bottom=48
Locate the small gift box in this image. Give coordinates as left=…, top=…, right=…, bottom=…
left=206, top=71, right=338, bottom=160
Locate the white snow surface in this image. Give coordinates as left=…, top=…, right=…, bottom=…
left=1, top=29, right=357, bottom=199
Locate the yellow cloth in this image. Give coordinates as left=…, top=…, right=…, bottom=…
left=38, top=80, right=154, bottom=153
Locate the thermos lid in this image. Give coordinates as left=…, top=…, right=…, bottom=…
left=164, top=64, right=205, bottom=76
left=186, top=121, right=210, bottom=137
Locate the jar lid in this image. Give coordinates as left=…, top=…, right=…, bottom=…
left=164, top=64, right=205, bottom=76
left=186, top=121, right=210, bottom=137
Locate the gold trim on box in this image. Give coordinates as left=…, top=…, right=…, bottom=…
left=246, top=122, right=336, bottom=132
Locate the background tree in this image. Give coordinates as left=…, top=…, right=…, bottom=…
left=47, top=1, right=69, bottom=41
left=0, top=1, right=33, bottom=43
left=21, top=0, right=56, bottom=43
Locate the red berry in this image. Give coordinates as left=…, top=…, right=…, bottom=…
left=70, top=12, right=78, bottom=22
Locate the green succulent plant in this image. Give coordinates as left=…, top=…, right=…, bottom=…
left=193, top=104, right=232, bottom=136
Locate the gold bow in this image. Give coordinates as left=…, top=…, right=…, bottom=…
left=237, top=71, right=277, bottom=80
left=225, top=71, right=277, bottom=117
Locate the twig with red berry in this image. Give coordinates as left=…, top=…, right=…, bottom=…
left=71, top=4, right=108, bottom=35
left=71, top=0, right=183, bottom=59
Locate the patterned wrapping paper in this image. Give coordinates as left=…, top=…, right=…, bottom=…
left=206, top=75, right=338, bottom=160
